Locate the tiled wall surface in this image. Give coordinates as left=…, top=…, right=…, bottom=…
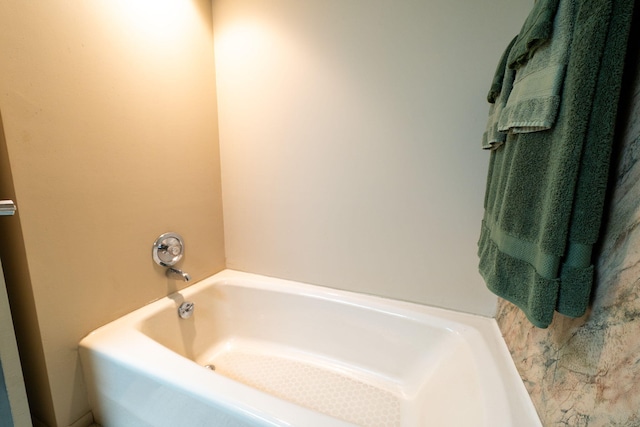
left=496, top=31, right=640, bottom=426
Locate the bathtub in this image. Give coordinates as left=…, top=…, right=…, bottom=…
left=79, top=270, right=541, bottom=427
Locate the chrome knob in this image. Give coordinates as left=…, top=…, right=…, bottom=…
left=178, top=301, right=195, bottom=319
left=152, top=232, right=185, bottom=267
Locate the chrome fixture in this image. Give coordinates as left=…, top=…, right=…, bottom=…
left=178, top=301, right=195, bottom=319
left=166, top=267, right=191, bottom=282
left=152, top=232, right=185, bottom=266
left=0, top=200, right=16, bottom=216
left=152, top=232, right=191, bottom=281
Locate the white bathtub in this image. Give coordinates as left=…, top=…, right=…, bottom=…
left=79, top=270, right=541, bottom=427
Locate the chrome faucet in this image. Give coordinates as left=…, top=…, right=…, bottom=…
left=152, top=233, right=192, bottom=282
left=166, top=267, right=191, bottom=282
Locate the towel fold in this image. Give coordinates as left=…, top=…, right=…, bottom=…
left=507, top=0, right=561, bottom=69
left=482, top=37, right=517, bottom=150
left=488, top=36, right=518, bottom=104
left=498, top=0, right=575, bottom=134
left=478, top=0, right=635, bottom=328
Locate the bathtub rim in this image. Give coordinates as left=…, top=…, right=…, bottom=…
left=79, top=269, right=542, bottom=427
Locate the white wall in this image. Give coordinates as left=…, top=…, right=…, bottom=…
left=214, top=0, right=531, bottom=316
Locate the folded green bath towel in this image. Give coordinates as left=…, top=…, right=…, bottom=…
left=507, top=0, right=560, bottom=68
left=478, top=0, right=635, bottom=328
left=498, top=0, right=574, bottom=134
left=482, top=37, right=517, bottom=150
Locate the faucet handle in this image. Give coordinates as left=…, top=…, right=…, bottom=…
left=152, top=232, right=185, bottom=267
left=158, top=242, right=181, bottom=256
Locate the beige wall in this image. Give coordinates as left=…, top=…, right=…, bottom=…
left=213, top=0, right=532, bottom=315
left=0, top=1, right=225, bottom=426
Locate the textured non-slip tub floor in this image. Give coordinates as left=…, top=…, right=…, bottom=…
left=209, top=350, right=402, bottom=427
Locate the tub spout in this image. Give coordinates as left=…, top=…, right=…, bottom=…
left=166, top=267, right=191, bottom=282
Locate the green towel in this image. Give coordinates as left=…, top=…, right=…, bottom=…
left=498, top=0, right=575, bottom=134
left=478, top=0, right=635, bottom=328
left=488, top=36, right=518, bottom=104
left=507, top=0, right=560, bottom=69
left=482, top=37, right=517, bottom=150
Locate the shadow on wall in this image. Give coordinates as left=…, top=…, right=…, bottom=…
left=0, top=110, right=55, bottom=424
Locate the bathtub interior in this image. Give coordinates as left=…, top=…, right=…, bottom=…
left=137, top=283, right=488, bottom=425
left=140, top=284, right=463, bottom=387
left=80, top=270, right=541, bottom=427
